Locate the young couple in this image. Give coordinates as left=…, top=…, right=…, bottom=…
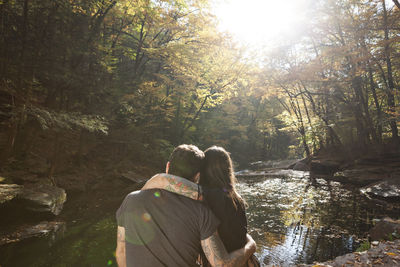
left=116, top=144, right=260, bottom=267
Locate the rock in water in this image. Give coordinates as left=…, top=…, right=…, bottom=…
left=20, top=184, right=67, bottom=215
left=310, top=159, right=340, bottom=174
left=361, top=180, right=400, bottom=200
left=333, top=168, right=385, bottom=186
left=0, top=184, right=23, bottom=204
left=369, top=217, right=400, bottom=241
left=293, top=161, right=310, bottom=171
left=0, top=221, right=65, bottom=245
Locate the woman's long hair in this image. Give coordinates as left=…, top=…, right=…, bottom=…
left=200, top=146, right=246, bottom=209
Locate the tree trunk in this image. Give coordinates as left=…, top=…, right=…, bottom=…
left=368, top=64, right=383, bottom=143
left=301, top=92, right=317, bottom=152
left=382, top=0, right=399, bottom=142
left=351, top=76, right=369, bottom=148
left=295, top=97, right=311, bottom=157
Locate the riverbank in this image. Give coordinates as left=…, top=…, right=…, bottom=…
left=301, top=239, right=400, bottom=267
left=0, top=162, right=155, bottom=245
left=306, top=151, right=400, bottom=204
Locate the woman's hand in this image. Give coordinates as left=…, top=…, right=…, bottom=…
left=245, top=234, right=257, bottom=255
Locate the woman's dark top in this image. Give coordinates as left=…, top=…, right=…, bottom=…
left=201, top=188, right=248, bottom=265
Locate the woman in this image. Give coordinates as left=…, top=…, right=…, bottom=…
left=142, top=146, right=259, bottom=267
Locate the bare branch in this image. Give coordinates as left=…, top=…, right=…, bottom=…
left=393, top=0, right=400, bottom=9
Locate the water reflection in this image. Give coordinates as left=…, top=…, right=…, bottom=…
left=1, top=171, right=398, bottom=266
left=237, top=171, right=396, bottom=266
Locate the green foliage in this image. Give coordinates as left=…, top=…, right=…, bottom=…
left=356, top=241, right=370, bottom=252
left=2, top=0, right=398, bottom=176
left=26, top=107, right=108, bottom=134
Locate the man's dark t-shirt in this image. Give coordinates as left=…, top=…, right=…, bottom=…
left=116, top=189, right=219, bottom=267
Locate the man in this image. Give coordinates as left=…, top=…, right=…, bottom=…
left=116, top=144, right=256, bottom=267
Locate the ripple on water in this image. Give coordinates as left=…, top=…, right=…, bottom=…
left=237, top=172, right=399, bottom=266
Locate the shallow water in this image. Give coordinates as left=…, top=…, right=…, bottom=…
left=237, top=170, right=398, bottom=266
left=0, top=171, right=398, bottom=266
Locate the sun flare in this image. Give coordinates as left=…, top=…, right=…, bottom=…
left=213, top=0, right=311, bottom=47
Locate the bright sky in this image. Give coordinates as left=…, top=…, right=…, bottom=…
left=212, top=0, right=312, bottom=48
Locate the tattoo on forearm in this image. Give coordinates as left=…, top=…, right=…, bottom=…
left=202, top=233, right=226, bottom=266
left=201, top=232, right=249, bottom=267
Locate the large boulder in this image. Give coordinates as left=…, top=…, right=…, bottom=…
left=369, top=217, right=400, bottom=241
left=332, top=168, right=387, bottom=186
left=287, top=158, right=310, bottom=171
left=310, top=159, right=341, bottom=174
left=20, top=184, right=67, bottom=215
left=293, top=161, right=310, bottom=171
left=361, top=179, right=400, bottom=201
left=0, top=184, right=23, bottom=204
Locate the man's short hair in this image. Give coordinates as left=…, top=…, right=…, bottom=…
left=168, top=144, right=204, bottom=181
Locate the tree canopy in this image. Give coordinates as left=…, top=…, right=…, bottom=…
left=0, top=0, right=399, bottom=179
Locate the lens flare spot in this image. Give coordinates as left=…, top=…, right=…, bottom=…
left=154, top=191, right=161, bottom=198
left=142, top=212, right=151, bottom=222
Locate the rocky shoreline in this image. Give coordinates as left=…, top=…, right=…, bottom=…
left=300, top=239, right=400, bottom=267
left=237, top=152, right=400, bottom=204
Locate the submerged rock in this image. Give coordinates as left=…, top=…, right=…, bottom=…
left=0, top=221, right=65, bottom=246
left=0, top=184, right=23, bottom=204
left=20, top=184, right=67, bottom=215
left=369, top=217, right=400, bottom=241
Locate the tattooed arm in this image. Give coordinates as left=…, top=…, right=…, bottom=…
left=116, top=226, right=126, bottom=267
left=201, top=232, right=256, bottom=267
left=142, top=173, right=200, bottom=200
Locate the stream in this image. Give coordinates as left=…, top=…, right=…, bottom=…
left=236, top=170, right=397, bottom=266
left=0, top=170, right=398, bottom=266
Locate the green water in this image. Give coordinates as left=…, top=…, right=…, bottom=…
left=0, top=170, right=398, bottom=266
left=0, top=216, right=118, bottom=267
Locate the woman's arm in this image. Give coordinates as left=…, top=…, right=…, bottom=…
left=142, top=173, right=201, bottom=200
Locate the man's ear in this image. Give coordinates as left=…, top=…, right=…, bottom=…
left=165, top=162, right=170, bottom=174
left=193, top=172, right=200, bottom=183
